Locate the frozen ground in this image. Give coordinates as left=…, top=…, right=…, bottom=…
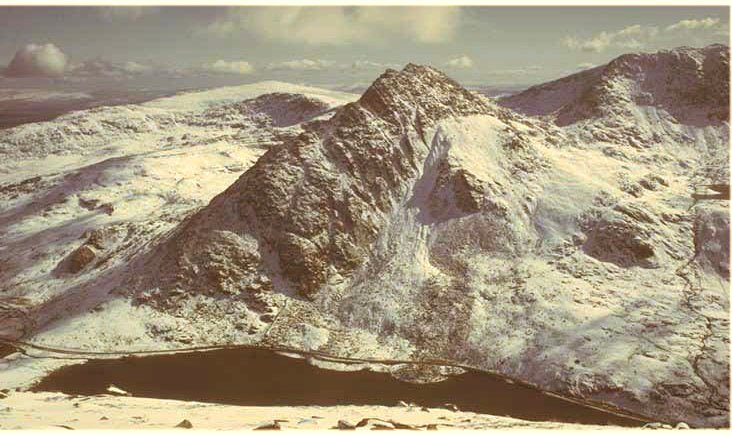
left=0, top=391, right=622, bottom=430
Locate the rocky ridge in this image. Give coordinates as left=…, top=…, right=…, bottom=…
left=501, top=44, right=729, bottom=150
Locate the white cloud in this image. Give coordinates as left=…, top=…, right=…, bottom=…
left=70, top=58, right=154, bottom=77
left=200, top=59, right=254, bottom=75
left=122, top=61, right=153, bottom=74
left=349, top=60, right=399, bottom=70
left=561, top=25, right=659, bottom=53
left=198, top=7, right=461, bottom=45
left=485, top=65, right=541, bottom=76
left=353, top=7, right=461, bottom=44
left=98, top=7, right=159, bottom=22
left=666, top=17, right=720, bottom=32
left=445, top=55, right=474, bottom=69
left=266, top=59, right=337, bottom=71
left=265, top=58, right=398, bottom=72
left=577, top=62, right=597, bottom=70
left=562, top=17, right=726, bottom=53
left=4, top=43, right=68, bottom=77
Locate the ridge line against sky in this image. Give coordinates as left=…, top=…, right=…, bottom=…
left=0, top=4, right=728, bottom=92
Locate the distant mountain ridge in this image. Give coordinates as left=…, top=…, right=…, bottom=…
left=501, top=44, right=729, bottom=127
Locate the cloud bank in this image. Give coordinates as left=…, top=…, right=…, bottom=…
left=70, top=58, right=154, bottom=77
left=199, top=7, right=461, bottom=45
left=562, top=16, right=726, bottom=53
left=266, top=59, right=337, bottom=71
left=561, top=25, right=658, bottom=53
left=349, top=60, right=397, bottom=70
left=4, top=43, right=68, bottom=78
left=666, top=17, right=720, bottom=32
left=2, top=42, right=259, bottom=81
left=485, top=65, right=541, bottom=77
left=265, top=58, right=398, bottom=72
left=200, top=59, right=254, bottom=75
left=577, top=62, right=597, bottom=70
left=445, top=55, right=474, bottom=69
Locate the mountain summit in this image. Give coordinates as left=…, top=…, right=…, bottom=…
left=139, top=63, right=499, bottom=301
left=501, top=44, right=729, bottom=148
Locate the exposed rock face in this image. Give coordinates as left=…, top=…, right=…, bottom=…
left=580, top=201, right=665, bottom=268
left=142, top=64, right=500, bottom=300
left=500, top=44, right=729, bottom=148
left=693, top=205, right=730, bottom=277
left=64, top=245, right=97, bottom=274
left=502, top=44, right=729, bottom=127
left=55, top=224, right=134, bottom=275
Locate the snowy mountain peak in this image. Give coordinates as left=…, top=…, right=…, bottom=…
left=135, top=64, right=502, bottom=303
left=357, top=63, right=490, bottom=126
left=603, top=43, right=728, bottom=83
left=501, top=44, right=729, bottom=129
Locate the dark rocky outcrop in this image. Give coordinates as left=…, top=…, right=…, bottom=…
left=142, top=64, right=497, bottom=300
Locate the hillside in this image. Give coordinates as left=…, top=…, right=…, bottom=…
left=0, top=52, right=729, bottom=428
left=0, top=82, right=357, bottom=340
left=500, top=44, right=728, bottom=149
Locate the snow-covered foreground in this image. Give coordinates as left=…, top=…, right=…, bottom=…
left=0, top=391, right=621, bottom=430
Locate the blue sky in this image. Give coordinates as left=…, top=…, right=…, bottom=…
left=0, top=6, right=728, bottom=90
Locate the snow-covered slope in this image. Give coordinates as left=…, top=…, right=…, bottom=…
left=0, top=391, right=623, bottom=430
left=500, top=44, right=729, bottom=150
left=0, top=56, right=728, bottom=429
left=145, top=81, right=357, bottom=112
left=0, top=82, right=357, bottom=340
left=0, top=81, right=356, bottom=172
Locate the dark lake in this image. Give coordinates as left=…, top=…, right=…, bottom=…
left=31, top=347, right=645, bottom=427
